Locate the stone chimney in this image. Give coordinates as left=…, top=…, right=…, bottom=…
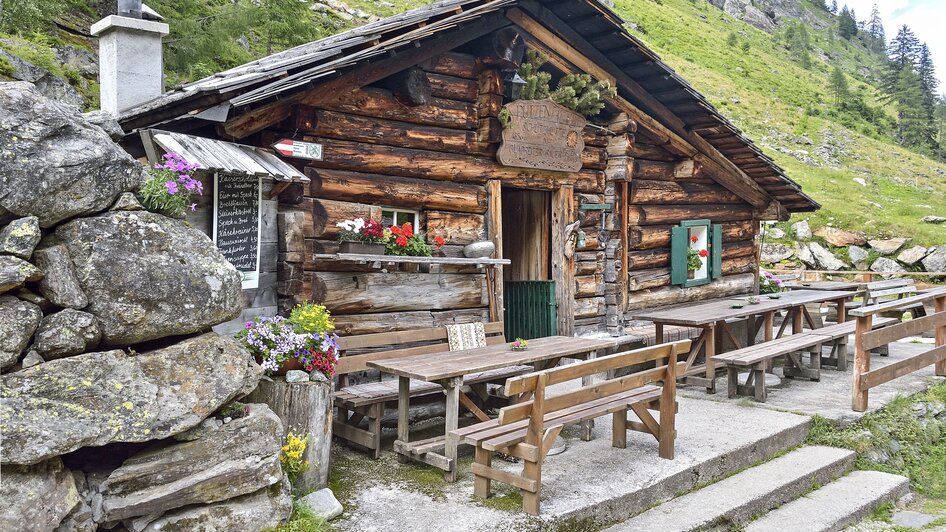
left=91, top=1, right=168, bottom=116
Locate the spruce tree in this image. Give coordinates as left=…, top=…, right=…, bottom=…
left=829, top=65, right=849, bottom=106
left=918, top=44, right=938, bottom=122
left=892, top=67, right=928, bottom=148
left=830, top=0, right=838, bottom=14
left=838, top=6, right=858, bottom=40
left=866, top=4, right=885, bottom=55
left=789, top=22, right=812, bottom=69
left=882, top=25, right=921, bottom=98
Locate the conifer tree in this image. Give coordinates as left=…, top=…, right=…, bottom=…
left=918, top=43, right=938, bottom=123
left=866, top=4, right=886, bottom=55
left=882, top=25, right=920, bottom=97
left=829, top=65, right=849, bottom=106
left=830, top=0, right=838, bottom=14
left=838, top=6, right=858, bottom=40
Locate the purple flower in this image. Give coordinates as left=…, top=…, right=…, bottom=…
left=190, top=203, right=197, bottom=212
left=165, top=180, right=179, bottom=194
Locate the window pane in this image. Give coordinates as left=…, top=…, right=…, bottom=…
left=396, top=212, right=412, bottom=226
left=381, top=210, right=394, bottom=226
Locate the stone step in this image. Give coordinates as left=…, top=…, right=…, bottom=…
left=606, top=446, right=856, bottom=532
left=745, top=470, right=910, bottom=532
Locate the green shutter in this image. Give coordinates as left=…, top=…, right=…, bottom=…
left=711, top=223, right=723, bottom=279
left=670, top=225, right=688, bottom=286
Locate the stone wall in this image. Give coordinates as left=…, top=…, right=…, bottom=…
left=0, top=82, right=291, bottom=531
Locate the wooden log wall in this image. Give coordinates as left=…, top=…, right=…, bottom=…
left=273, top=51, right=610, bottom=336
left=625, top=142, right=760, bottom=311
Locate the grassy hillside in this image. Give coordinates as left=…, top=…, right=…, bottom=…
left=2, top=0, right=944, bottom=246
left=610, top=0, right=946, bottom=246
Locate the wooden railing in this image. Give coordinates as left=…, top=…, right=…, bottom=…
left=850, top=287, right=946, bottom=411
left=770, top=268, right=946, bottom=284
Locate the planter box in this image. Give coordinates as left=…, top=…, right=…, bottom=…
left=339, top=241, right=385, bottom=255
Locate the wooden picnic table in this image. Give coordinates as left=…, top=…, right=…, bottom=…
left=631, top=290, right=856, bottom=393
left=367, top=335, right=615, bottom=481
left=783, top=280, right=863, bottom=291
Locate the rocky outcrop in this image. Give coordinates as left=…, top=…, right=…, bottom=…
left=761, top=243, right=794, bottom=263
left=870, top=257, right=906, bottom=277
left=791, top=220, right=812, bottom=240
left=922, top=247, right=946, bottom=274
left=55, top=211, right=243, bottom=347
left=706, top=0, right=775, bottom=31
left=0, top=50, right=85, bottom=109
left=848, top=245, right=869, bottom=269
left=98, top=404, right=284, bottom=522
left=140, top=475, right=293, bottom=531
left=0, top=82, right=141, bottom=227
left=0, top=458, right=80, bottom=532
left=0, top=295, right=42, bottom=369
left=0, top=334, right=261, bottom=465
left=897, top=246, right=928, bottom=266
left=808, top=242, right=846, bottom=271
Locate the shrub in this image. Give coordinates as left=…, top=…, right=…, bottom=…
left=138, top=152, right=203, bottom=218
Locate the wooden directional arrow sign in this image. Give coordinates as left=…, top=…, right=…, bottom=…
left=272, top=138, right=323, bottom=161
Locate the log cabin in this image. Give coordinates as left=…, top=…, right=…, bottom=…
left=113, top=0, right=819, bottom=341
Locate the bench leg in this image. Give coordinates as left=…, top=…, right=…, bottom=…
left=612, top=409, right=627, bottom=449
left=753, top=365, right=767, bottom=402
left=473, top=447, right=492, bottom=499
left=809, top=345, right=821, bottom=382
left=370, top=403, right=384, bottom=459
left=522, top=461, right=542, bottom=516
left=727, top=367, right=738, bottom=399
left=705, top=326, right=717, bottom=394
left=836, top=341, right=848, bottom=372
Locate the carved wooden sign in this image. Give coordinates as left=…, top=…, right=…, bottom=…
left=497, top=99, right=586, bottom=173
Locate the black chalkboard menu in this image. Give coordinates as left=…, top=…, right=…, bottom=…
left=213, top=173, right=261, bottom=289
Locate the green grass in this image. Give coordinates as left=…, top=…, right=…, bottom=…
left=608, top=0, right=946, bottom=247
left=265, top=501, right=330, bottom=532
left=806, top=381, right=946, bottom=498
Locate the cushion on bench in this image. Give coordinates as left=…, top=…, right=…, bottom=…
left=334, top=365, right=533, bottom=408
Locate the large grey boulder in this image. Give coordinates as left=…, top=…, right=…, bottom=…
left=791, top=220, right=812, bottom=240
left=0, top=333, right=261, bottom=465
left=869, top=238, right=909, bottom=255
left=761, top=243, right=793, bottom=263
left=99, top=404, right=284, bottom=522
left=848, top=245, right=869, bottom=269
left=795, top=243, right=816, bottom=268
left=55, top=211, right=243, bottom=347
left=32, top=309, right=102, bottom=361
left=0, top=82, right=142, bottom=228
left=31, top=244, right=89, bottom=309
left=139, top=474, right=293, bottom=531
left=0, top=295, right=42, bottom=369
left=808, top=242, right=847, bottom=271
left=0, top=255, right=43, bottom=293
left=896, top=246, right=928, bottom=266
left=922, top=247, right=946, bottom=274
left=870, top=257, right=906, bottom=277
left=0, top=457, right=80, bottom=531
left=0, top=216, right=41, bottom=259
left=0, top=51, right=85, bottom=109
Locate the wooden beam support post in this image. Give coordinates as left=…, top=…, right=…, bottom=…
left=486, top=179, right=504, bottom=324
left=852, top=315, right=873, bottom=412
left=552, top=185, right=576, bottom=336
left=936, top=296, right=945, bottom=376
left=507, top=5, right=773, bottom=209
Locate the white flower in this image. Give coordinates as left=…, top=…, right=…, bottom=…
left=353, top=218, right=365, bottom=231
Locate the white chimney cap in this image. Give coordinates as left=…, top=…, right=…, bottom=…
left=91, top=15, right=168, bottom=37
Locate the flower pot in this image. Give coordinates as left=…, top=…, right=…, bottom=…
left=398, top=262, right=421, bottom=273
left=687, top=270, right=695, bottom=280
left=339, top=241, right=385, bottom=255
left=256, top=355, right=305, bottom=377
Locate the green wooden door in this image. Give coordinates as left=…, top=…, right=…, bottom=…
left=504, top=280, right=558, bottom=340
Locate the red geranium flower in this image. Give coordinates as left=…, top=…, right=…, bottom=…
left=433, top=235, right=446, bottom=248
left=390, top=225, right=401, bottom=236
left=395, top=235, right=409, bottom=247
left=402, top=223, right=414, bottom=238
left=690, top=235, right=699, bottom=243
left=699, top=249, right=709, bottom=258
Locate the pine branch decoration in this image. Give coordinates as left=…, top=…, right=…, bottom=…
left=513, top=50, right=616, bottom=119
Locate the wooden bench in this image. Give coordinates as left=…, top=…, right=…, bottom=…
left=857, top=279, right=925, bottom=319
left=715, top=318, right=898, bottom=401
left=451, top=340, right=690, bottom=515
left=333, top=322, right=530, bottom=458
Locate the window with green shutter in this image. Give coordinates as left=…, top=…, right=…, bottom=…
left=670, top=219, right=722, bottom=288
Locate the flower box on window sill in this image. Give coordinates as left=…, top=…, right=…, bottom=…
left=338, top=241, right=385, bottom=255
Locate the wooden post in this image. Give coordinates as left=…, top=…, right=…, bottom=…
left=247, top=377, right=333, bottom=494
left=936, top=296, right=945, bottom=376
left=397, top=376, right=410, bottom=464
left=704, top=325, right=716, bottom=394
left=486, top=179, right=504, bottom=324
left=552, top=185, right=576, bottom=336
left=852, top=315, right=873, bottom=412
left=443, top=376, right=462, bottom=482
left=522, top=373, right=547, bottom=516
left=658, top=344, right=677, bottom=459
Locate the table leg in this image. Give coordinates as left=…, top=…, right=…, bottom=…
left=746, top=315, right=756, bottom=347
left=655, top=322, right=664, bottom=345
left=397, top=376, right=410, bottom=463
left=836, top=298, right=848, bottom=371
left=705, top=325, right=716, bottom=394
left=443, top=376, right=462, bottom=482
left=764, top=311, right=775, bottom=373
